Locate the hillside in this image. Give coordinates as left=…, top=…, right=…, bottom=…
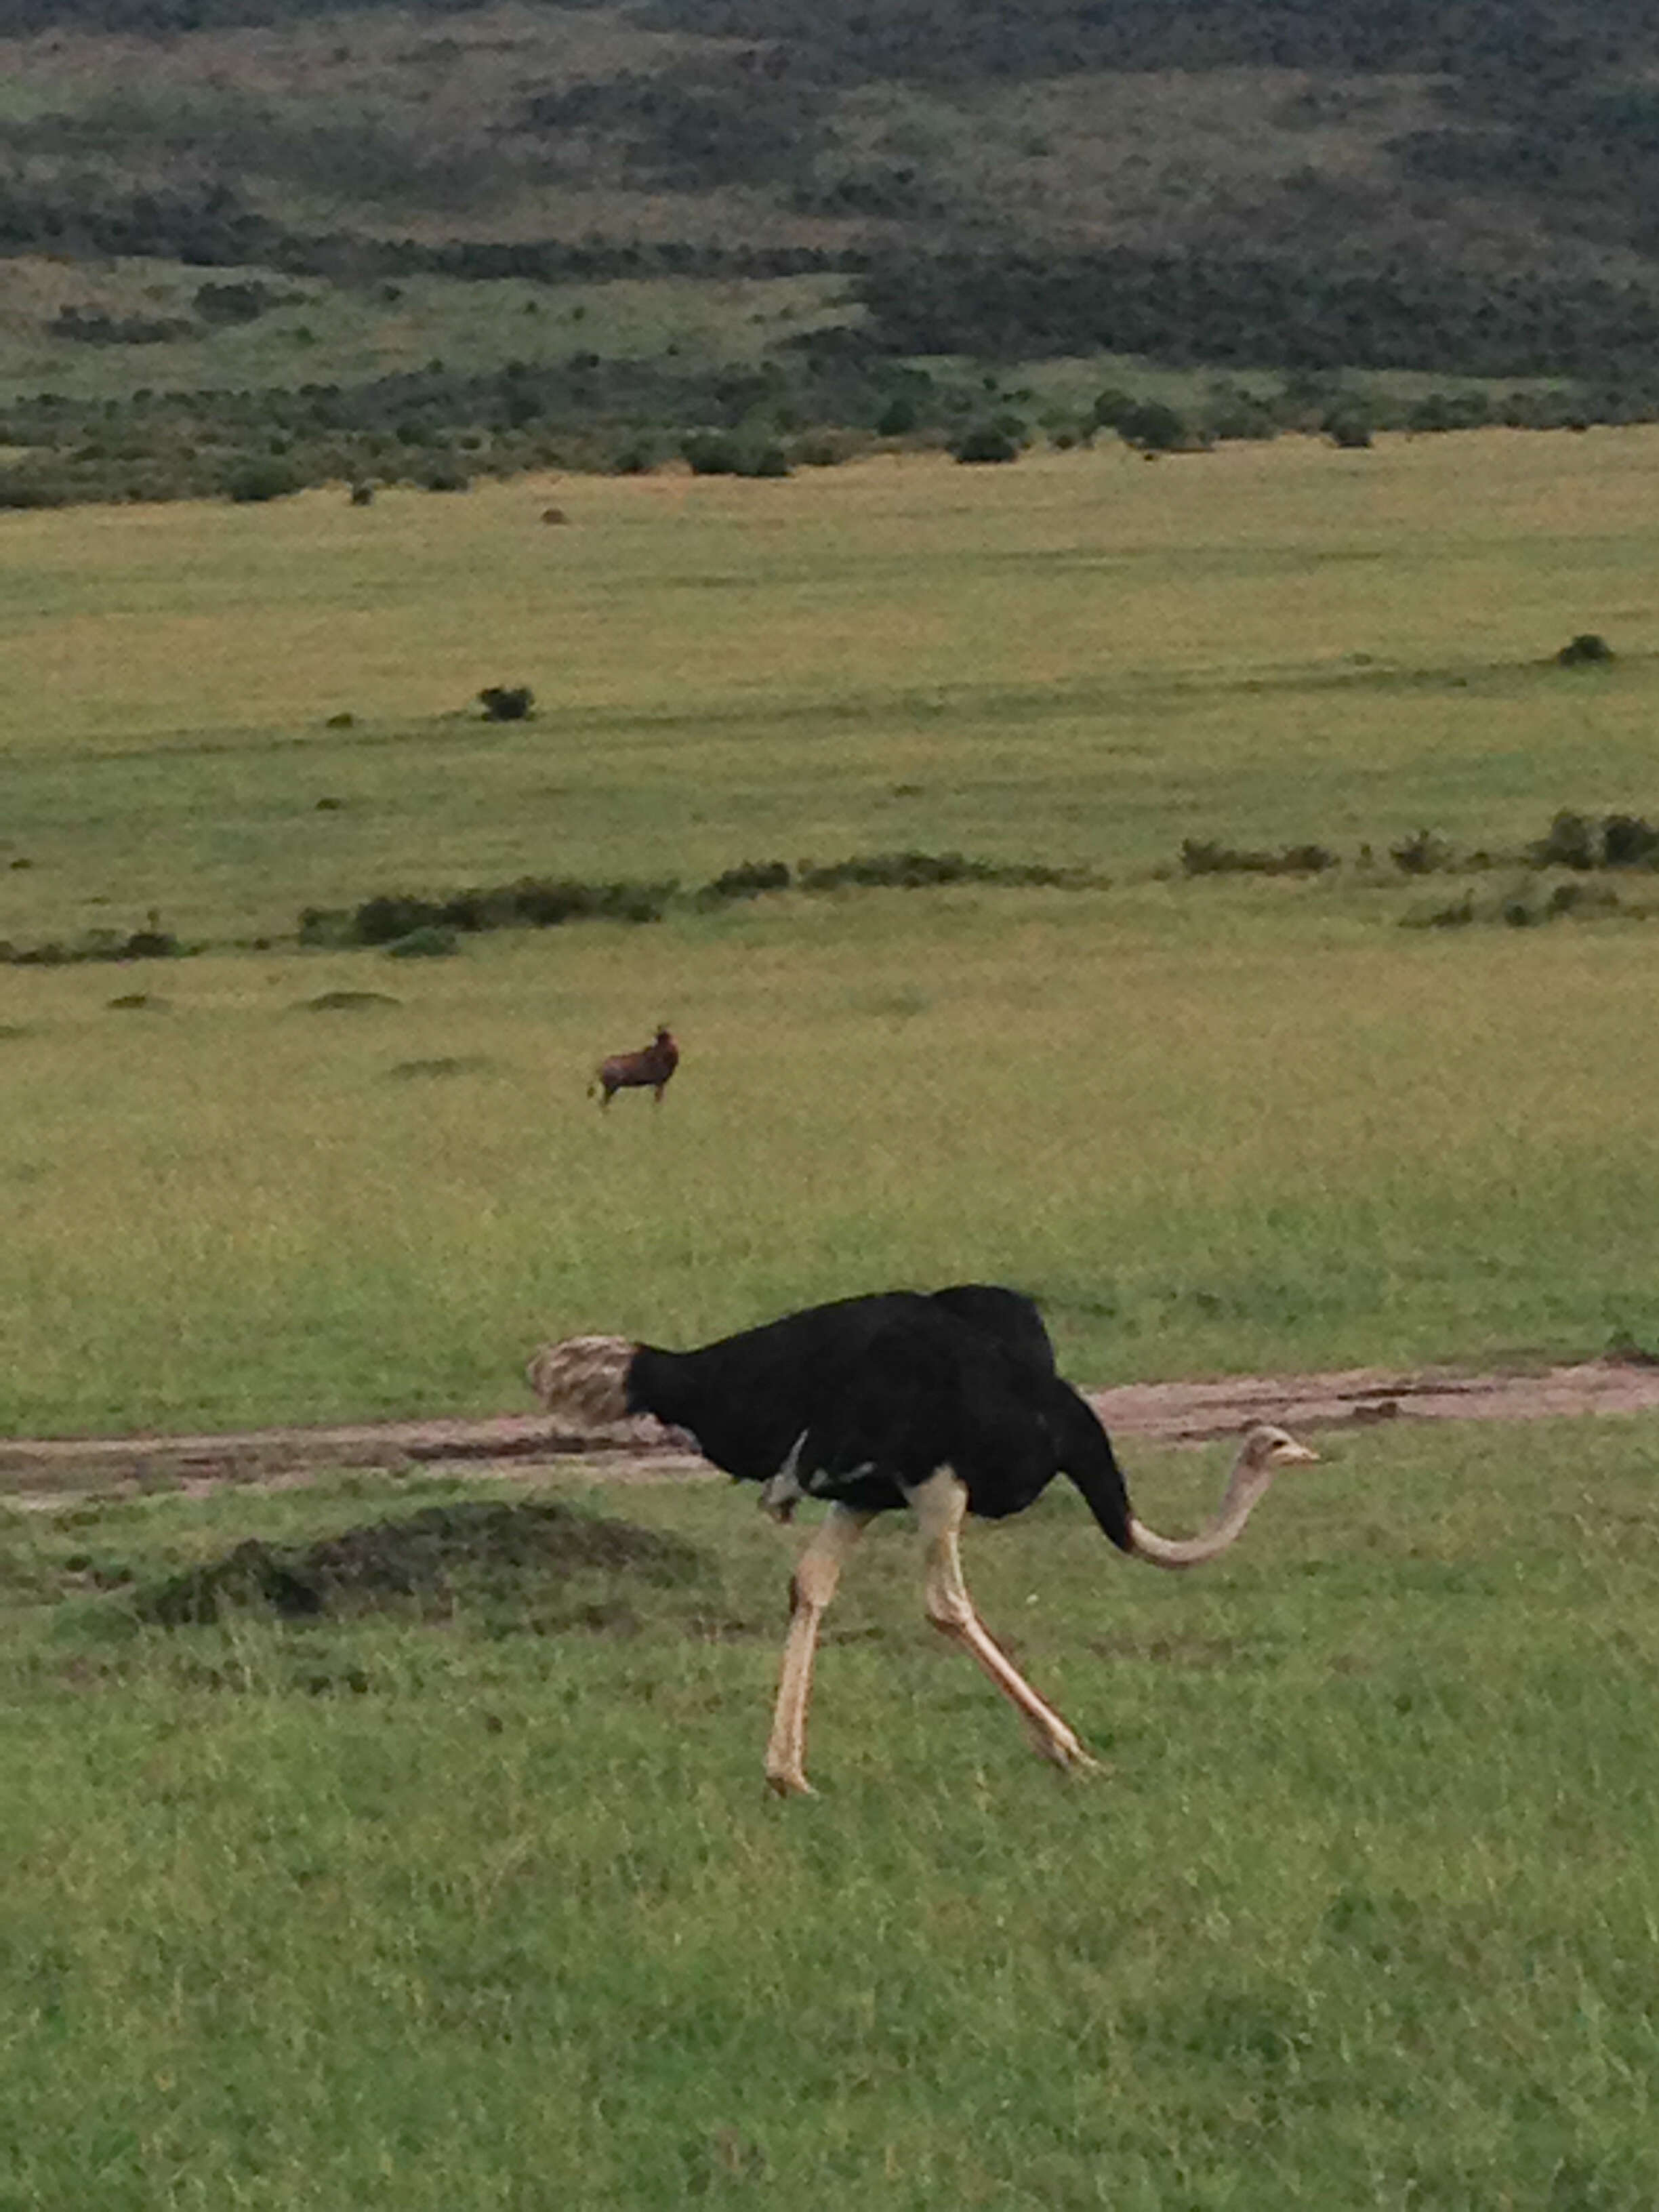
left=5, top=0, right=1659, bottom=501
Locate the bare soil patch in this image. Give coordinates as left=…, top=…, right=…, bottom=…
left=5, top=1355, right=1659, bottom=1510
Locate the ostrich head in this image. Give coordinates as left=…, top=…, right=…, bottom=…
left=1225, top=1420, right=1320, bottom=1509
left=526, top=1334, right=636, bottom=1428
left=1238, top=1421, right=1321, bottom=1473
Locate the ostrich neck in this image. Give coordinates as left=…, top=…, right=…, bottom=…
left=1128, top=1454, right=1268, bottom=1570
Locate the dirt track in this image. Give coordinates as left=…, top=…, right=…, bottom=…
left=5, top=1354, right=1659, bottom=1508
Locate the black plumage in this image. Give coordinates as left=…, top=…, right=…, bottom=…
left=624, top=1285, right=1133, bottom=1547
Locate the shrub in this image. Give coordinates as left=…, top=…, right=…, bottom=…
left=1180, top=840, right=1337, bottom=876
left=0, top=473, right=70, bottom=510
left=950, top=422, right=1021, bottom=464
left=341, top=875, right=674, bottom=947
left=1529, top=811, right=1598, bottom=869
left=478, top=685, right=535, bottom=722
left=1324, top=409, right=1375, bottom=449
left=1391, top=827, right=1456, bottom=874
left=354, top=895, right=441, bottom=945
left=298, top=907, right=353, bottom=948
left=118, top=924, right=179, bottom=961
left=1089, top=386, right=1137, bottom=432
left=1547, top=880, right=1622, bottom=917
left=698, top=859, right=792, bottom=904
left=194, top=281, right=279, bottom=327
left=1557, top=633, right=1614, bottom=666
left=1203, top=384, right=1282, bottom=443
left=798, top=851, right=1091, bottom=891
left=385, top=926, right=462, bottom=958
left=225, top=459, right=302, bottom=503
left=682, top=431, right=745, bottom=476
left=1114, top=401, right=1194, bottom=453
left=790, top=431, right=858, bottom=468
left=1601, top=814, right=1659, bottom=867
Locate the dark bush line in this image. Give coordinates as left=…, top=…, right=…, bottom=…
left=0, top=334, right=1655, bottom=514
left=301, top=877, right=680, bottom=948
left=1180, top=839, right=1338, bottom=877
left=1529, top=810, right=1659, bottom=869
left=859, top=244, right=1659, bottom=380
left=302, top=852, right=1100, bottom=949
left=794, top=851, right=1097, bottom=891
left=0, top=172, right=862, bottom=287
left=1181, top=811, right=1659, bottom=882
left=0, top=924, right=180, bottom=966
left=699, top=852, right=1099, bottom=898
left=697, top=860, right=792, bottom=904
left=1403, top=879, right=1650, bottom=930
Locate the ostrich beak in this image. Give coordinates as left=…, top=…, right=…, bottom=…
left=1280, top=1441, right=1321, bottom=1467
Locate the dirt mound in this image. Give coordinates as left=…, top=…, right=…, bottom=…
left=136, top=1500, right=706, bottom=1627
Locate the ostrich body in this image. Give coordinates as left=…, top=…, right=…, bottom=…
left=590, top=1026, right=678, bottom=1109
left=527, top=1287, right=1317, bottom=1795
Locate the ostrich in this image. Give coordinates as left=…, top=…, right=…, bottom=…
left=590, top=1025, right=678, bottom=1110
left=528, top=1287, right=1318, bottom=1795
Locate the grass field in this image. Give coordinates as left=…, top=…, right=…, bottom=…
left=5, top=432, right=1659, bottom=1432
left=4, top=421, right=1659, bottom=2209
left=5, top=1416, right=1659, bottom=2208
left=0, top=258, right=857, bottom=407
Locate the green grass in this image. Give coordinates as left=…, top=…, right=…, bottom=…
left=0, top=260, right=857, bottom=407
left=5, top=1417, right=1659, bottom=2207
left=4, top=426, right=1659, bottom=2209
left=5, top=436, right=1659, bottom=1431
left=5, top=436, right=1658, bottom=940
left=3, top=905, right=1659, bottom=1434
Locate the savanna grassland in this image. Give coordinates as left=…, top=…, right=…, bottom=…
left=4, top=431, right=1659, bottom=1433
left=5, top=430, right=1659, bottom=2211
left=4, top=1419, right=1659, bottom=2209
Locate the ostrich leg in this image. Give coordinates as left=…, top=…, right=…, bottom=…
left=910, top=1469, right=1098, bottom=1775
left=764, top=1504, right=872, bottom=1797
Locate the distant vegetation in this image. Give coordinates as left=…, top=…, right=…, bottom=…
left=6, top=0, right=1659, bottom=500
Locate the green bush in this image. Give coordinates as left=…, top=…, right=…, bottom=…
left=384, top=926, right=462, bottom=959
left=798, top=850, right=1090, bottom=891
left=697, top=860, right=792, bottom=903
left=1391, top=827, right=1457, bottom=874
left=950, top=422, right=1022, bottom=464
left=1529, top=811, right=1598, bottom=869
left=1115, top=401, right=1194, bottom=453
left=478, top=685, right=535, bottom=722
left=224, top=459, right=302, bottom=503
left=1602, top=814, right=1659, bottom=867
left=1180, top=839, right=1338, bottom=876
left=0, top=472, right=71, bottom=510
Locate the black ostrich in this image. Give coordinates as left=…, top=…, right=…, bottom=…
left=528, top=1287, right=1318, bottom=1796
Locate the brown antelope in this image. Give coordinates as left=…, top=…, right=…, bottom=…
left=590, top=1025, right=679, bottom=1109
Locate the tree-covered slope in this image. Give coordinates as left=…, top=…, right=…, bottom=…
left=6, top=0, right=1659, bottom=501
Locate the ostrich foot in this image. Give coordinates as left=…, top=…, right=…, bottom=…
left=764, top=1766, right=817, bottom=1799
left=1024, top=1719, right=1101, bottom=1775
